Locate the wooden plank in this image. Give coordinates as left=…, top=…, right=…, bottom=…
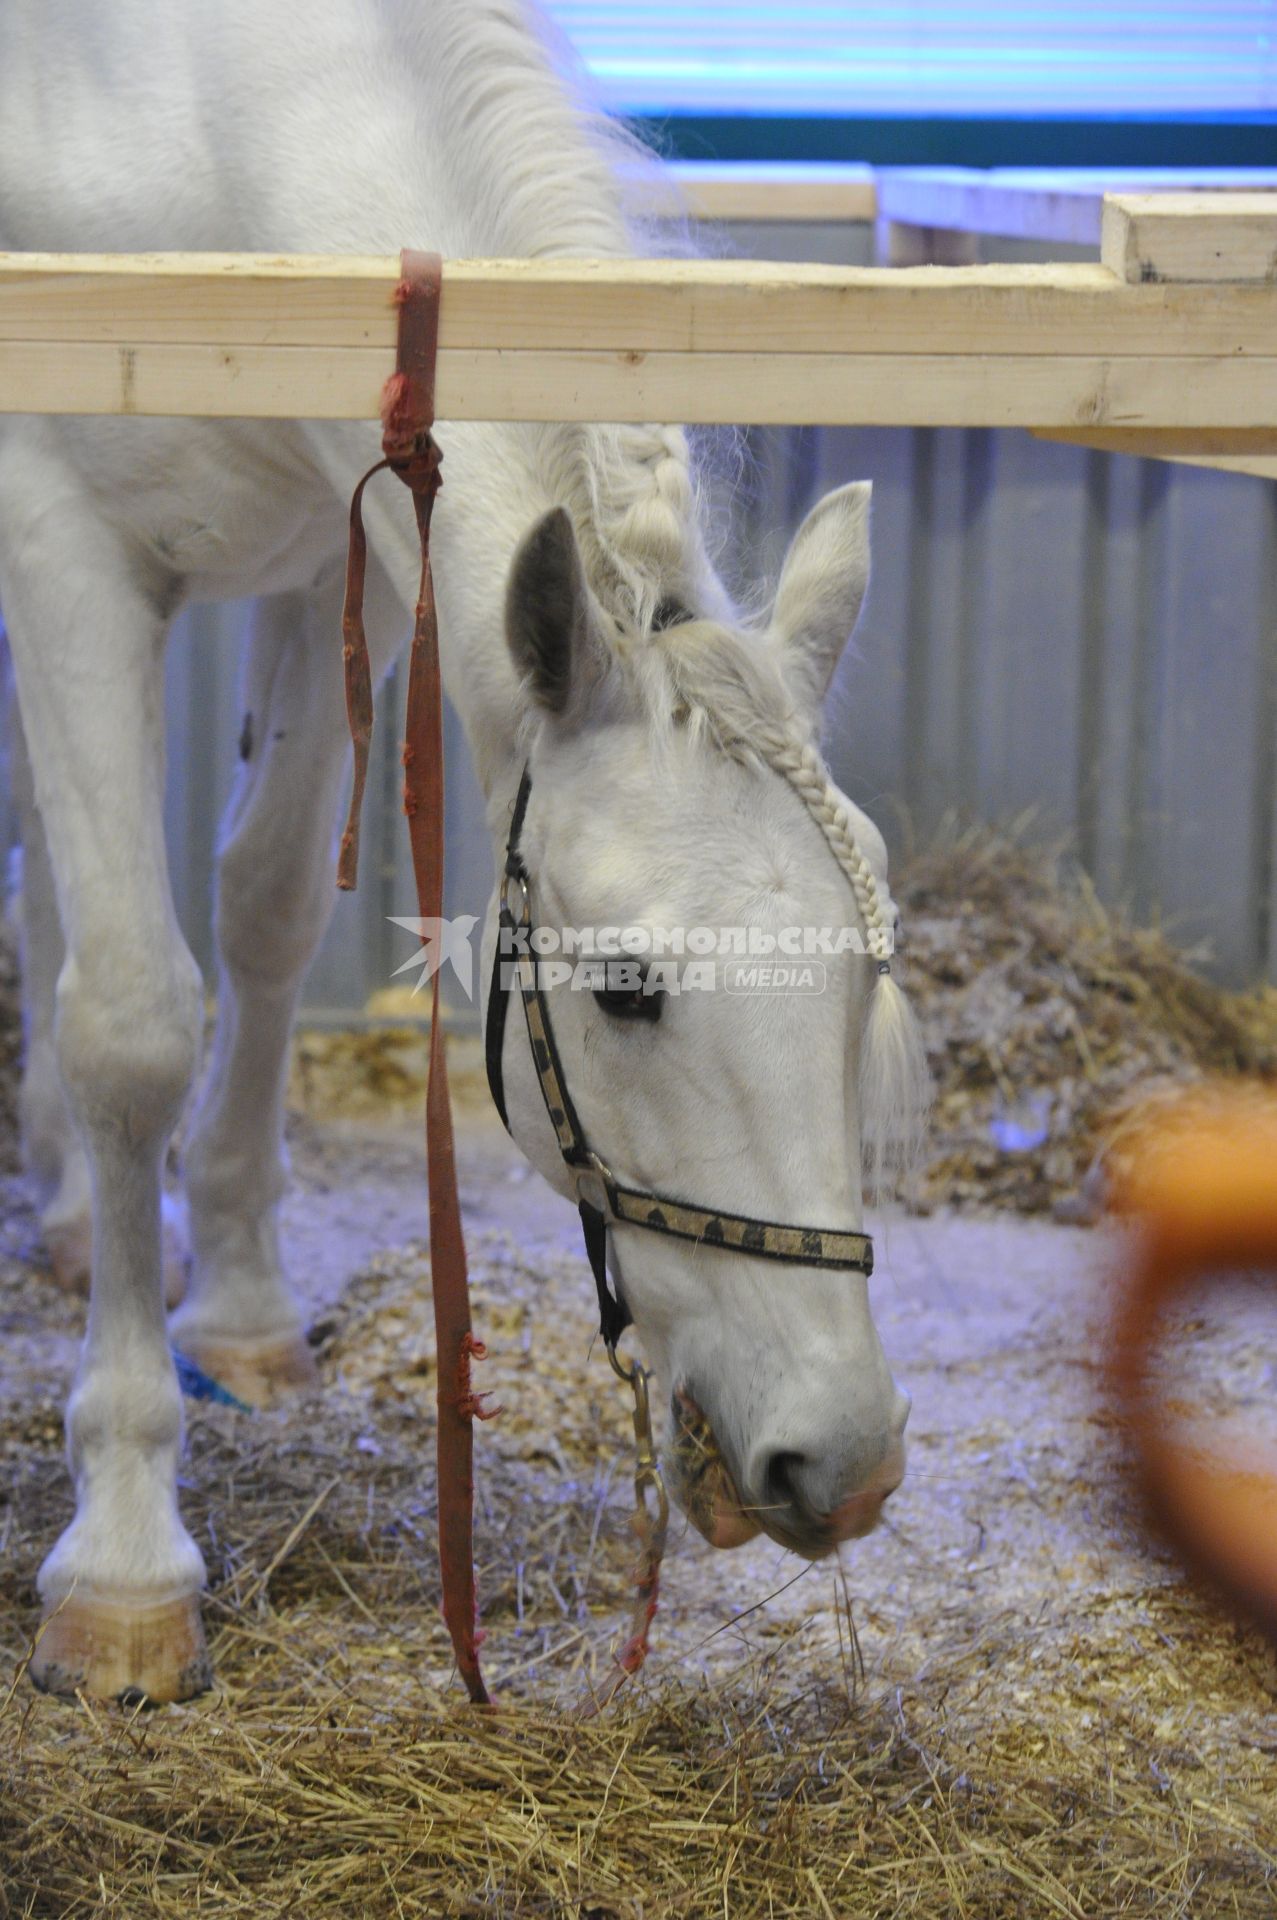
left=652, top=162, right=877, bottom=224
left=1158, top=455, right=1277, bottom=480
left=878, top=168, right=1105, bottom=248
left=1102, top=192, right=1277, bottom=284
left=4, top=252, right=1277, bottom=425
left=3, top=254, right=1276, bottom=361
left=1036, top=428, right=1277, bottom=456
left=1033, top=428, right=1277, bottom=481
left=5, top=338, right=1277, bottom=425
left=876, top=168, right=1277, bottom=250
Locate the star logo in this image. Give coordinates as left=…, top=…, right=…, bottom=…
left=386, top=914, right=480, bottom=999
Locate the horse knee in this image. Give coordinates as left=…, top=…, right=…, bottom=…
left=55, top=943, right=202, bottom=1145
left=215, top=838, right=332, bottom=986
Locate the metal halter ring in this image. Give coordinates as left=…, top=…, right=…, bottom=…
left=608, top=1345, right=670, bottom=1539
left=606, top=1340, right=639, bottom=1386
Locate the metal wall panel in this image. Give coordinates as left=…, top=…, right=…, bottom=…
left=797, top=428, right=1277, bottom=986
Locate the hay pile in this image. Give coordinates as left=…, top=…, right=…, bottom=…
left=895, top=822, right=1277, bottom=1218
left=3, top=1654, right=1272, bottom=1919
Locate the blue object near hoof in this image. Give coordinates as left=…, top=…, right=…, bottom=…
left=990, top=1091, right=1053, bottom=1154
left=172, top=1348, right=254, bottom=1414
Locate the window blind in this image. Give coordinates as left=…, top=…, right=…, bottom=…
left=546, top=2, right=1277, bottom=117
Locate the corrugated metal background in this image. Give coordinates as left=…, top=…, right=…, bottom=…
left=773, top=422, right=1277, bottom=987
left=151, top=218, right=1276, bottom=1009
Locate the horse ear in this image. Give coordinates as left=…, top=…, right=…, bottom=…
left=770, top=482, right=872, bottom=715
left=505, top=508, right=610, bottom=721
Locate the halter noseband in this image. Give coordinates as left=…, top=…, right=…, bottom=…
left=484, top=766, right=875, bottom=1350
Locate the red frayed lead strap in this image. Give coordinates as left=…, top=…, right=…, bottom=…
left=337, top=458, right=385, bottom=892
left=340, top=251, right=670, bottom=1715
left=338, top=250, right=494, bottom=1706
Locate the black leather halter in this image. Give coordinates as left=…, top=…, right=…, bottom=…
left=484, top=767, right=875, bottom=1349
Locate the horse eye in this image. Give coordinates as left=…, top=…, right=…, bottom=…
left=589, top=960, right=663, bottom=1022
left=594, top=985, right=663, bottom=1022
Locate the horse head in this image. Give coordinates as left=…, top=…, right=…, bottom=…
left=491, top=481, right=929, bottom=1559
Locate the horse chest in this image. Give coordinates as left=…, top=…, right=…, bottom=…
left=62, top=416, right=347, bottom=606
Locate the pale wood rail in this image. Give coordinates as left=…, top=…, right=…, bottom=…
left=866, top=176, right=1277, bottom=475
left=1, top=243, right=1275, bottom=436
left=875, top=168, right=1277, bottom=252
left=658, top=161, right=877, bottom=225
left=1101, top=192, right=1277, bottom=285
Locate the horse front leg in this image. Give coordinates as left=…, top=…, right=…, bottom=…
left=0, top=423, right=207, bottom=1702
left=174, top=561, right=404, bottom=1405
left=7, top=685, right=187, bottom=1306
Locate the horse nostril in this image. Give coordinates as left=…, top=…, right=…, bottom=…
left=763, top=1449, right=810, bottom=1518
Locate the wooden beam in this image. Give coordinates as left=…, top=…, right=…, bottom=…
left=653, top=162, right=877, bottom=225
left=4, top=255, right=1275, bottom=358
left=876, top=168, right=1277, bottom=251
left=1152, top=455, right=1277, bottom=480
left=1101, top=192, right=1277, bottom=284
left=3, top=253, right=1277, bottom=425
left=878, top=168, right=1106, bottom=248
left=1034, top=428, right=1277, bottom=457
left=3, top=340, right=1275, bottom=427
left=1033, top=427, right=1277, bottom=481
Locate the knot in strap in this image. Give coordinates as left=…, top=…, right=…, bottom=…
left=386, top=430, right=444, bottom=502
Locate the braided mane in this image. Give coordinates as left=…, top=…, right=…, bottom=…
left=595, top=616, right=934, bottom=1194
left=762, top=738, right=896, bottom=964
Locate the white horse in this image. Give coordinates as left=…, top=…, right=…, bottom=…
left=0, top=0, right=929, bottom=1701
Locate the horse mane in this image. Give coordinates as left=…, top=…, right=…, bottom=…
left=648, top=625, right=932, bottom=1191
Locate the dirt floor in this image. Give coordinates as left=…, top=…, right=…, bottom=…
left=1, top=1041, right=1275, bottom=1916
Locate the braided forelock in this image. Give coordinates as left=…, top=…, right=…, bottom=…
left=651, top=628, right=897, bottom=953
left=752, top=735, right=896, bottom=962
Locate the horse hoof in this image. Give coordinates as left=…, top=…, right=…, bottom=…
left=29, top=1590, right=211, bottom=1704
left=170, top=1330, right=319, bottom=1408
left=44, top=1201, right=188, bottom=1309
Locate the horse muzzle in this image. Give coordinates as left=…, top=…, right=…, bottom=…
left=667, top=1388, right=765, bottom=1549
left=667, top=1387, right=905, bottom=1559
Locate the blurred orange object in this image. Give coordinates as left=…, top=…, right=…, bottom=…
left=1111, top=1089, right=1277, bottom=1643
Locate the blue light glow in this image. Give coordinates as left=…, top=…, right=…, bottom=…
left=547, top=3, right=1277, bottom=116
